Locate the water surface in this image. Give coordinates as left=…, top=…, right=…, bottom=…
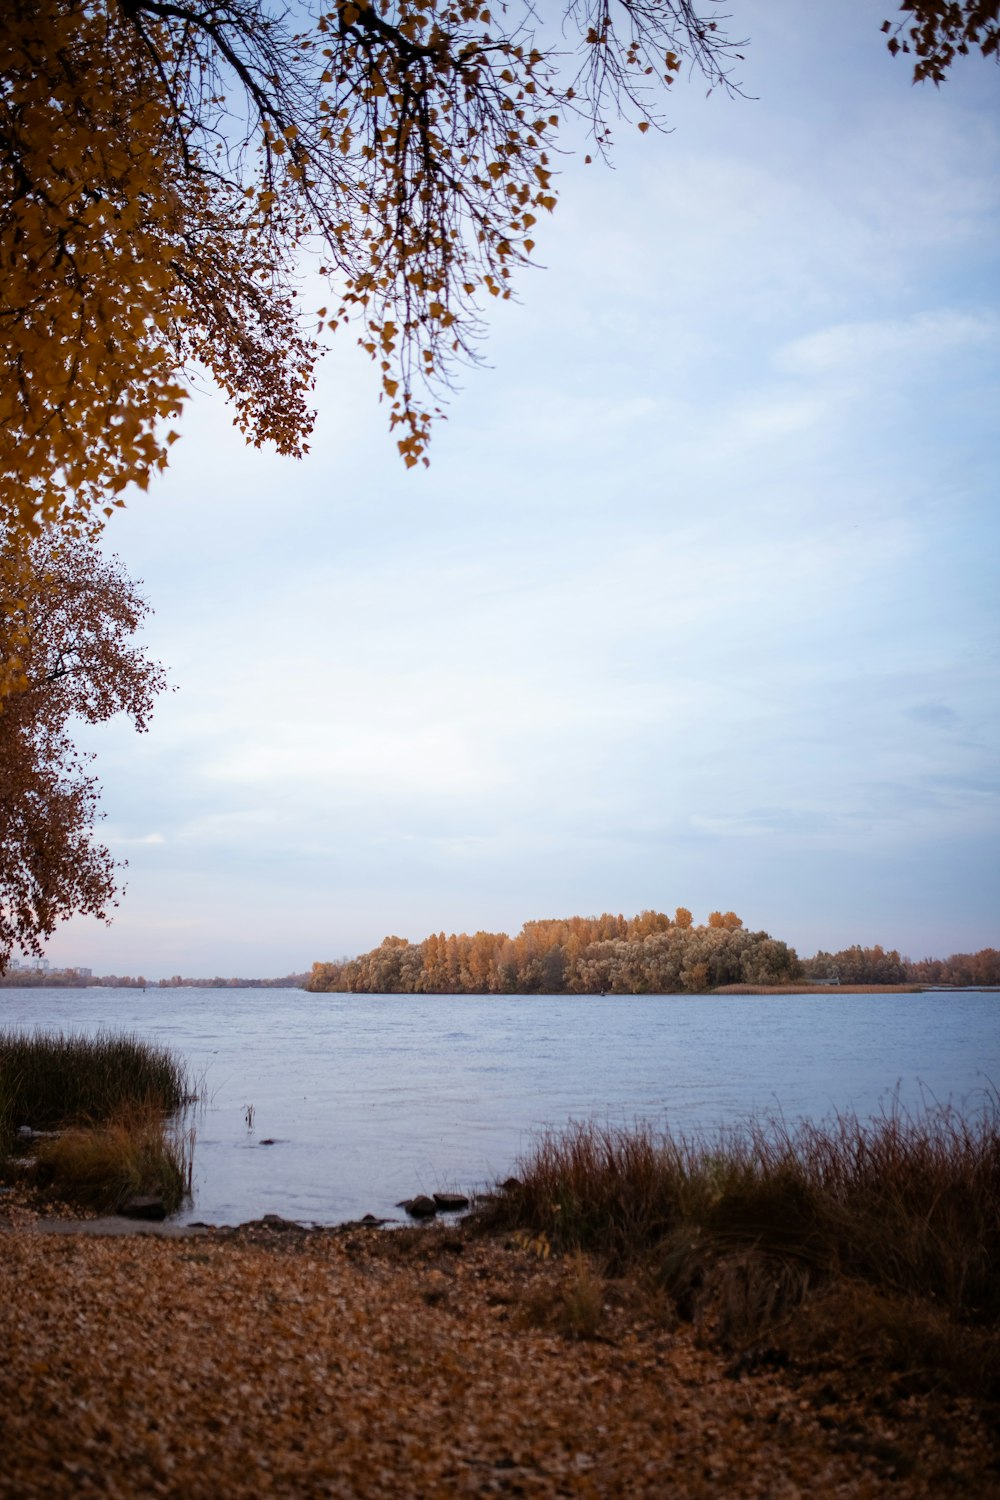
left=2, top=988, right=995, bottom=1225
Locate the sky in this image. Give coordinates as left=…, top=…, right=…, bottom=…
left=41, top=0, right=1000, bottom=980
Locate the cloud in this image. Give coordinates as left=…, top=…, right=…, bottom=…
left=37, top=1, right=1000, bottom=975
left=775, top=311, right=996, bottom=379
left=906, top=702, right=960, bottom=729
left=200, top=723, right=510, bottom=803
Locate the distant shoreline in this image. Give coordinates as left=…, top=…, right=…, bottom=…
left=1, top=980, right=997, bottom=995
left=711, top=982, right=999, bottom=995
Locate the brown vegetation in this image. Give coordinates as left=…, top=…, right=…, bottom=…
left=308, top=912, right=1000, bottom=995
left=2, top=1085, right=997, bottom=1493
left=0, top=1030, right=193, bottom=1213
left=0, top=1205, right=997, bottom=1498
left=32, top=1104, right=193, bottom=1215
left=802, top=944, right=1000, bottom=988
left=882, top=1, right=1000, bottom=83
left=0, top=1029, right=191, bottom=1137
left=307, top=909, right=802, bottom=994
left=901, top=948, right=1000, bottom=987
left=0, top=537, right=167, bottom=971
left=2, top=0, right=744, bottom=569
left=479, top=1100, right=1000, bottom=1406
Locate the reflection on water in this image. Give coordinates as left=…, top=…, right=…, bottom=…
left=1, top=988, right=996, bottom=1225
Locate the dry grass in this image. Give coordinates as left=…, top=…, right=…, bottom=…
left=0, top=1028, right=192, bottom=1138
left=0, top=1031, right=195, bottom=1213
left=0, top=1070, right=13, bottom=1157
left=478, top=1095, right=1000, bottom=1397
left=33, top=1102, right=194, bottom=1214
left=515, top=1248, right=607, bottom=1340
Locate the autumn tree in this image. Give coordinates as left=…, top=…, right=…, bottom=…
left=0, top=536, right=167, bottom=970
left=905, top=948, right=1000, bottom=986
left=0, top=0, right=749, bottom=564
left=882, top=1, right=1000, bottom=82
left=1, top=2, right=315, bottom=539
left=0, top=1, right=742, bottom=952
left=2, top=0, right=991, bottom=670
left=803, top=945, right=908, bottom=986
left=708, top=909, right=742, bottom=930
left=3, top=1, right=989, bottom=947
left=5, top=0, right=991, bottom=563
left=304, top=908, right=802, bottom=993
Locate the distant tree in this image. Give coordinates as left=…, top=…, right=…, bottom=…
left=803, top=945, right=908, bottom=985
left=0, top=537, right=167, bottom=971
left=540, top=944, right=567, bottom=992
left=304, top=907, right=802, bottom=994
left=682, top=959, right=711, bottom=992
left=738, top=935, right=801, bottom=986
left=708, top=910, right=743, bottom=930
left=905, top=948, right=1000, bottom=987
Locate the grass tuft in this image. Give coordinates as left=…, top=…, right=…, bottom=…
left=516, top=1249, right=606, bottom=1340
left=0, top=1029, right=196, bottom=1214
left=33, top=1103, right=194, bottom=1215
left=0, top=1028, right=193, bottom=1131
left=479, top=1095, right=1000, bottom=1397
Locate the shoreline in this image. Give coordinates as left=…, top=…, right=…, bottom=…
left=4, top=980, right=997, bottom=994
left=18, top=1210, right=398, bottom=1240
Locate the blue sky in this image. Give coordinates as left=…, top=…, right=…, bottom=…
left=44, top=0, right=999, bottom=979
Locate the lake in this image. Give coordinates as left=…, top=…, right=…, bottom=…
left=2, top=988, right=996, bottom=1226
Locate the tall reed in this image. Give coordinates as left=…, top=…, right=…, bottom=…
left=481, top=1095, right=1000, bottom=1395
left=34, top=1102, right=194, bottom=1214
left=0, top=1070, right=13, bottom=1156
left=0, top=1028, right=192, bottom=1129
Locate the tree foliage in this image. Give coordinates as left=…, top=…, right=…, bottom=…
left=1, top=0, right=316, bottom=553
left=805, top=943, right=1000, bottom=987
left=305, top=908, right=802, bottom=993
left=3, top=0, right=991, bottom=558
left=0, top=537, right=167, bottom=970
left=2, top=1, right=991, bottom=951
left=1, top=0, right=746, bottom=559
left=906, top=948, right=1000, bottom=985
left=882, top=1, right=1000, bottom=82
left=803, top=943, right=909, bottom=986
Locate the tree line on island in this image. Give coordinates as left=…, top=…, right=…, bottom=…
left=305, top=910, right=1000, bottom=995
